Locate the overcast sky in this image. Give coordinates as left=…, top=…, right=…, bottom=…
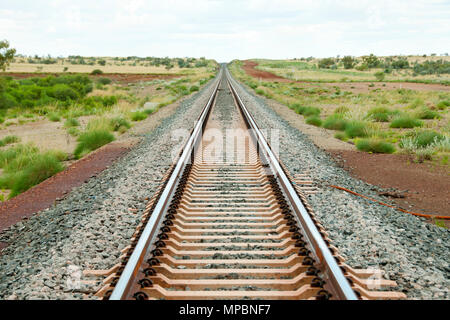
left=1, top=0, right=449, bottom=62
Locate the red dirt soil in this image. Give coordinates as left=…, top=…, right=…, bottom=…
left=242, top=61, right=289, bottom=82
left=0, top=143, right=131, bottom=233
left=2, top=72, right=180, bottom=83
left=242, top=60, right=450, bottom=92
left=328, top=150, right=449, bottom=218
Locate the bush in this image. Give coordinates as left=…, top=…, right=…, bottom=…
left=91, top=69, right=103, bottom=75
left=190, top=85, right=199, bottom=92
left=401, top=130, right=445, bottom=149
left=47, top=113, right=61, bottom=122
left=374, top=71, right=385, bottom=81
left=366, top=107, right=392, bottom=122
left=47, top=84, right=79, bottom=101
left=390, top=116, right=423, bottom=128
left=294, top=105, right=321, bottom=116
left=0, top=144, right=39, bottom=168
left=345, top=121, right=368, bottom=138
left=342, top=56, right=356, bottom=69
left=436, top=100, right=449, bottom=110
left=305, top=116, right=322, bottom=127
left=97, top=77, right=112, bottom=85
left=9, top=153, right=64, bottom=197
left=318, top=58, right=335, bottom=69
left=64, top=118, right=80, bottom=128
left=415, top=107, right=441, bottom=119
left=0, top=135, right=20, bottom=147
left=109, top=117, right=131, bottom=132
left=323, top=114, right=348, bottom=131
left=130, top=111, right=147, bottom=121
left=356, top=139, right=395, bottom=154
left=74, top=130, right=115, bottom=159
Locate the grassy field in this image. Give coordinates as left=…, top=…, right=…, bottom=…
left=0, top=56, right=218, bottom=200
left=7, top=56, right=213, bottom=75
left=252, top=56, right=450, bottom=84
left=229, top=59, right=449, bottom=165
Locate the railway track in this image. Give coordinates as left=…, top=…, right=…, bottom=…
left=92, top=67, right=406, bottom=300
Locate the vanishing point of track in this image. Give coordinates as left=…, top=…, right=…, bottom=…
left=95, top=66, right=406, bottom=300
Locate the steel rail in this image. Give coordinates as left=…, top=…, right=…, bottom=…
left=109, top=70, right=222, bottom=300
left=225, top=68, right=357, bottom=300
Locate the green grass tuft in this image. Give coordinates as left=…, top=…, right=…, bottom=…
left=323, top=114, right=348, bottom=131
left=0, top=135, right=20, bottom=147
left=109, top=117, right=131, bottom=132
left=436, top=100, right=449, bottom=110
left=9, top=153, right=64, bottom=197
left=305, top=116, right=322, bottom=127
left=415, top=107, right=441, bottom=119
left=47, top=113, right=61, bottom=122
left=356, top=139, right=396, bottom=154
left=390, top=116, right=423, bottom=128
left=74, top=130, right=115, bottom=159
left=64, top=118, right=80, bottom=128
left=344, top=121, right=368, bottom=138
left=130, top=111, right=147, bottom=122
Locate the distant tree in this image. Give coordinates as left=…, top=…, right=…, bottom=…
left=98, top=59, right=106, bottom=66
left=361, top=54, right=380, bottom=69
left=0, top=40, right=16, bottom=71
left=318, top=58, right=335, bottom=69
left=342, top=56, right=356, bottom=69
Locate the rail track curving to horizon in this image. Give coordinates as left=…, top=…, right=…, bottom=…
left=94, top=66, right=406, bottom=300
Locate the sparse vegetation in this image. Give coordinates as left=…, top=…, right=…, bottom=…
left=0, top=144, right=65, bottom=198
left=74, top=130, right=115, bottom=159
left=390, top=116, right=423, bottom=128
left=130, top=111, right=147, bottom=121
left=305, top=116, right=322, bottom=127
left=356, top=139, right=395, bottom=154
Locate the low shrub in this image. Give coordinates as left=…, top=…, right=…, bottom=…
left=390, top=116, right=423, bottom=128
left=436, top=100, right=449, bottom=110
left=9, top=153, right=64, bottom=197
left=294, top=105, right=321, bottom=116
left=334, top=106, right=349, bottom=114
left=64, top=118, right=80, bottom=128
left=0, top=144, right=39, bottom=168
left=91, top=69, right=103, bottom=75
left=130, top=111, right=147, bottom=121
left=67, top=127, right=79, bottom=136
left=190, top=85, right=199, bottom=92
left=97, top=77, right=112, bottom=85
left=0, top=135, right=20, bottom=147
left=345, top=121, right=368, bottom=138
left=305, top=116, right=322, bottom=127
left=323, top=114, right=348, bottom=131
left=48, top=113, right=61, bottom=122
left=401, top=130, right=445, bottom=149
left=356, top=139, right=395, bottom=154
left=415, top=107, right=441, bottom=119
left=74, top=130, right=115, bottom=159
left=366, top=107, right=392, bottom=122
left=109, top=117, right=131, bottom=132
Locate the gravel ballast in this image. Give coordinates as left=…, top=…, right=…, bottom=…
left=228, top=72, right=450, bottom=300
left=0, top=78, right=219, bottom=300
